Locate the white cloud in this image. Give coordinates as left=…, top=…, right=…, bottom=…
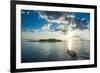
left=38, top=12, right=70, bottom=24
left=38, top=12, right=51, bottom=22
left=27, top=11, right=30, bottom=15
left=21, top=11, right=25, bottom=14
left=41, top=24, right=52, bottom=31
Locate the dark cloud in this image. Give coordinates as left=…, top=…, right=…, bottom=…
left=39, top=11, right=70, bottom=20
left=37, top=10, right=89, bottom=30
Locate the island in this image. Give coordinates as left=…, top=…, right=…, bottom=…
left=27, top=39, right=62, bottom=42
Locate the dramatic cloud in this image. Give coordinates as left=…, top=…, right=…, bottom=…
left=37, top=11, right=76, bottom=32
left=21, top=10, right=90, bottom=41
left=38, top=11, right=70, bottom=24
left=41, top=24, right=52, bottom=31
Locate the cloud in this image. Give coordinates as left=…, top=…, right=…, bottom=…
left=26, top=11, right=30, bottom=15
left=26, top=11, right=90, bottom=32
left=37, top=11, right=71, bottom=31
left=22, top=11, right=90, bottom=41
left=21, top=11, right=25, bottom=14
left=38, top=11, right=70, bottom=24
left=38, top=12, right=51, bottom=22
left=41, top=24, right=52, bottom=31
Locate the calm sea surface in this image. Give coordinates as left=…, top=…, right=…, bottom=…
left=21, top=40, right=90, bottom=63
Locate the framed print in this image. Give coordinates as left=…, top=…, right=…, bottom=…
left=10, top=1, right=97, bottom=72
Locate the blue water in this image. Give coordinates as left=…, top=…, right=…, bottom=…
left=21, top=40, right=90, bottom=63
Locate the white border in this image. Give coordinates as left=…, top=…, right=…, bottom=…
left=16, top=4, right=94, bottom=69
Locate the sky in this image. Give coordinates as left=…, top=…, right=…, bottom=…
left=21, top=10, right=90, bottom=32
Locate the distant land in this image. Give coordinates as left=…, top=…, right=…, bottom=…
left=27, top=39, right=62, bottom=42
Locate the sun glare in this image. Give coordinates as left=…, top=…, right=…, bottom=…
left=67, top=29, right=73, bottom=50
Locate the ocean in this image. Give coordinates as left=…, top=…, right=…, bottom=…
left=21, top=40, right=90, bottom=63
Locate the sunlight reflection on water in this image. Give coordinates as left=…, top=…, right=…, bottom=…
left=21, top=40, right=90, bottom=63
